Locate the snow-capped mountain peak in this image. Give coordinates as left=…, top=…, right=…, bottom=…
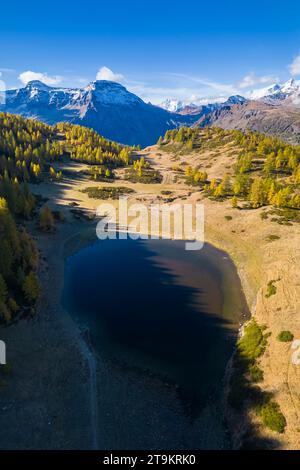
left=1, top=79, right=192, bottom=147
left=224, top=95, right=247, bottom=105
left=249, top=79, right=300, bottom=104
left=248, top=83, right=281, bottom=100
left=25, top=80, right=51, bottom=90
left=159, top=98, right=185, bottom=112
left=84, top=80, right=144, bottom=106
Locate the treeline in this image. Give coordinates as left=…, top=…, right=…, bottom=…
left=206, top=131, right=300, bottom=209
left=233, top=130, right=300, bottom=178
left=159, top=127, right=198, bottom=149
left=158, top=126, right=232, bottom=152
left=205, top=174, right=300, bottom=209
left=0, top=114, right=58, bottom=322
left=56, top=123, right=131, bottom=167
left=0, top=113, right=63, bottom=183
left=162, top=126, right=300, bottom=210
left=0, top=113, right=137, bottom=322
left=0, top=113, right=63, bottom=219
left=0, top=198, right=39, bottom=322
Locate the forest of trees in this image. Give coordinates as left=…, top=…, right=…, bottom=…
left=0, top=113, right=135, bottom=322
left=56, top=123, right=131, bottom=168
left=0, top=197, right=39, bottom=322
left=0, top=113, right=59, bottom=321
left=160, top=126, right=300, bottom=210
left=206, top=130, right=300, bottom=209
left=0, top=113, right=63, bottom=218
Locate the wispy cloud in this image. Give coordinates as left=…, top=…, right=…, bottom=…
left=96, top=66, right=124, bottom=83
left=289, top=53, right=300, bottom=76
left=123, top=72, right=238, bottom=105
left=238, top=73, right=279, bottom=89
left=0, top=67, right=15, bottom=74
left=18, top=70, right=63, bottom=86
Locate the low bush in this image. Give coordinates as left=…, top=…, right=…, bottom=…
left=266, top=234, right=280, bottom=241
left=249, top=364, right=264, bottom=383
left=277, top=330, right=294, bottom=342
left=258, top=401, right=286, bottom=433
left=237, top=320, right=267, bottom=361
left=81, top=186, right=135, bottom=199
left=265, top=280, right=277, bottom=298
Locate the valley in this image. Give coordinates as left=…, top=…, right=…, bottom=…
left=0, top=113, right=300, bottom=449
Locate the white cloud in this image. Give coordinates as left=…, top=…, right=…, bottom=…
left=238, top=73, right=278, bottom=89
left=96, top=66, right=124, bottom=83
left=289, top=53, right=300, bottom=76
left=18, top=70, right=63, bottom=86
left=125, top=72, right=239, bottom=105
left=0, top=68, right=15, bottom=73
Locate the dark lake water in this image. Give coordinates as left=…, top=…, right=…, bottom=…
left=62, top=237, right=248, bottom=449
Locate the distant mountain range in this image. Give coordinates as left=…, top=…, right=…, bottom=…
left=159, top=94, right=246, bottom=113
left=195, top=79, right=300, bottom=144
left=1, top=80, right=186, bottom=147
left=2, top=78, right=300, bottom=146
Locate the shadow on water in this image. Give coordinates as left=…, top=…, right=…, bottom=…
left=63, top=238, right=238, bottom=420
left=34, top=174, right=281, bottom=449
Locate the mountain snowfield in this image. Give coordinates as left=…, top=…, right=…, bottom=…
left=2, top=77, right=300, bottom=146
left=248, top=78, right=300, bottom=104
left=160, top=79, right=300, bottom=111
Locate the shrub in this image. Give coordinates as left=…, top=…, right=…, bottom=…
left=22, top=271, right=40, bottom=304
left=249, top=364, right=264, bottom=383
left=125, top=168, right=162, bottom=184
left=258, top=401, right=286, bottom=433
left=237, top=320, right=267, bottom=361
left=277, top=330, right=294, bottom=342
left=266, top=234, right=280, bottom=241
left=39, top=206, right=55, bottom=232
left=265, top=280, right=277, bottom=298
left=225, top=215, right=233, bottom=221
left=81, top=186, right=135, bottom=199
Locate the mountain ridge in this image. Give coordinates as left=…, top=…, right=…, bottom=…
left=3, top=78, right=300, bottom=146
left=1, top=80, right=195, bottom=147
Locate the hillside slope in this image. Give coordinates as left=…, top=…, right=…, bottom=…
left=195, top=101, right=300, bottom=145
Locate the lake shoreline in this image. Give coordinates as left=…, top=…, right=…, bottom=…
left=0, top=212, right=249, bottom=449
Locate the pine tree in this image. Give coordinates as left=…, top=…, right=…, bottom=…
left=39, top=206, right=55, bottom=232
left=231, top=196, right=238, bottom=208
left=22, top=271, right=40, bottom=304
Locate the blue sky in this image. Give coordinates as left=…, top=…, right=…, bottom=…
left=1, top=0, right=300, bottom=103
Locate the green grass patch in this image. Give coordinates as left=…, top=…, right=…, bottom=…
left=249, top=364, right=264, bottom=383
left=260, top=211, right=268, bottom=220
left=81, top=186, right=135, bottom=199
left=228, top=321, right=268, bottom=410
left=258, top=401, right=286, bottom=433
left=266, top=234, right=280, bottom=241
left=125, top=168, right=162, bottom=184
left=277, top=330, right=294, bottom=342
left=237, top=320, right=267, bottom=361
left=265, top=280, right=277, bottom=298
